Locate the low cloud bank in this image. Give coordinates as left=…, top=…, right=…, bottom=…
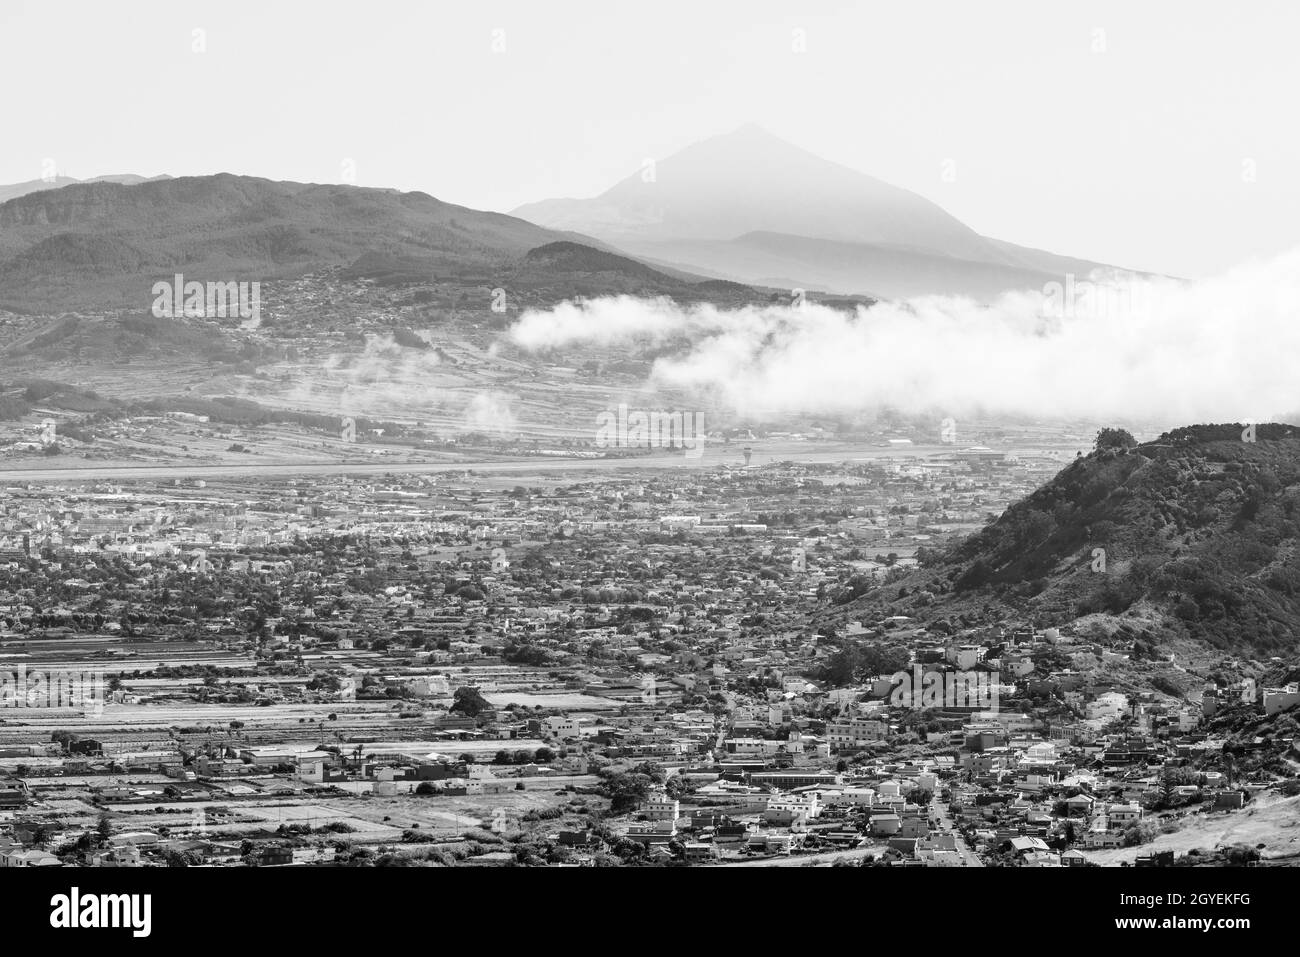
left=507, top=251, right=1300, bottom=426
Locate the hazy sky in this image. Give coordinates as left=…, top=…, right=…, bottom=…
left=3, top=0, right=1295, bottom=277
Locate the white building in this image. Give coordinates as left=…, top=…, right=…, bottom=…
left=826, top=716, right=888, bottom=751
left=544, top=715, right=583, bottom=739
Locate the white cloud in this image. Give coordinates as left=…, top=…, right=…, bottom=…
left=505, top=250, right=1300, bottom=426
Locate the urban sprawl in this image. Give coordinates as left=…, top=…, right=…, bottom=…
left=0, top=449, right=1294, bottom=868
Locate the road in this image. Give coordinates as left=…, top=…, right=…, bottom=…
left=0, top=443, right=972, bottom=484
left=932, top=801, right=985, bottom=867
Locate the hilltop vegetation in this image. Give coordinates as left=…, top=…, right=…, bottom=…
left=846, top=424, right=1300, bottom=653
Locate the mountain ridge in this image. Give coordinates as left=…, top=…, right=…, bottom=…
left=0, top=173, right=171, bottom=205
left=0, top=174, right=738, bottom=312
left=512, top=125, right=1138, bottom=300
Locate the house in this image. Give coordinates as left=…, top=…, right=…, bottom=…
left=683, top=842, right=720, bottom=862
left=88, top=845, right=142, bottom=867
left=1263, top=683, right=1300, bottom=716
left=1107, top=803, right=1142, bottom=825
left=1002, top=653, right=1035, bottom=678
left=869, top=813, right=901, bottom=836
left=255, top=845, right=293, bottom=866
left=1020, top=850, right=1062, bottom=867
left=625, top=821, right=676, bottom=845
left=0, top=846, right=62, bottom=867
left=1064, top=794, right=1095, bottom=816
left=543, top=716, right=583, bottom=740
left=764, top=793, right=821, bottom=827
left=647, top=846, right=675, bottom=865
left=826, top=716, right=889, bottom=751
left=1214, top=791, right=1245, bottom=811
left=643, top=792, right=681, bottom=822
left=1022, top=742, right=1058, bottom=764
left=238, top=747, right=329, bottom=767
left=1082, top=827, right=1124, bottom=849
left=1007, top=836, right=1050, bottom=855
left=1087, top=692, right=1129, bottom=722
left=748, top=832, right=796, bottom=855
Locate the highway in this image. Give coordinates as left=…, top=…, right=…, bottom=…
left=0, top=443, right=971, bottom=484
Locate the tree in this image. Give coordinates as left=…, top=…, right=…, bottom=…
left=450, top=686, right=490, bottom=717
left=666, top=774, right=696, bottom=798
left=1122, top=821, right=1157, bottom=847
left=816, top=641, right=908, bottom=686
left=1222, top=751, right=1238, bottom=787
left=628, top=761, right=667, bottom=784
left=1224, top=843, right=1259, bottom=866
left=1094, top=427, right=1137, bottom=453
left=1158, top=771, right=1177, bottom=809
left=599, top=771, right=654, bottom=813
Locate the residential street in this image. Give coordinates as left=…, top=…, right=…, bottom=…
left=932, top=801, right=985, bottom=867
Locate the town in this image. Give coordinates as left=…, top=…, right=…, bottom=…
left=1, top=448, right=1295, bottom=868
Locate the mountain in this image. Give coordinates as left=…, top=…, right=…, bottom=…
left=517, top=124, right=989, bottom=255
left=624, top=231, right=1062, bottom=301
left=832, top=425, right=1300, bottom=655
left=512, top=125, right=1128, bottom=300
left=0, top=173, right=171, bottom=205
left=339, top=240, right=769, bottom=306
left=0, top=174, right=740, bottom=312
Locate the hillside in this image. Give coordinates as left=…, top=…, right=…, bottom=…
left=0, top=175, right=726, bottom=312
left=0, top=173, right=171, bottom=205
left=837, top=424, right=1300, bottom=654
left=503, top=240, right=765, bottom=303
left=623, top=231, right=1064, bottom=300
